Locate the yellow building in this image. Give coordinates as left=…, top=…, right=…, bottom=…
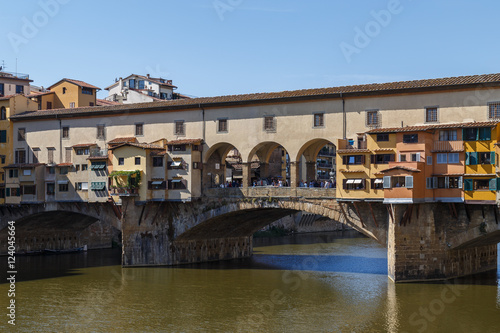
left=463, top=122, right=499, bottom=204
left=46, top=78, right=100, bottom=109
left=0, top=94, right=39, bottom=202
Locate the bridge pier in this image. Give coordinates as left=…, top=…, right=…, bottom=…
left=388, top=203, right=498, bottom=282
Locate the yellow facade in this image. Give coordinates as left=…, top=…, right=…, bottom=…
left=48, top=79, right=98, bottom=109
left=110, top=145, right=148, bottom=202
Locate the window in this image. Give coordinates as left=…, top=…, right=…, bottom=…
left=129, top=79, right=136, bottom=89
left=437, top=153, right=448, bottom=164
left=75, top=165, right=80, bottom=172
left=149, top=181, right=166, bottom=190
left=464, top=178, right=495, bottom=191
left=32, top=148, right=40, bottom=163
left=15, top=150, right=26, bottom=164
left=479, top=152, right=493, bottom=164
left=391, top=176, right=406, bottom=188
left=47, top=101, right=52, bottom=109
left=371, top=178, right=384, bottom=189
left=366, top=110, right=379, bottom=127
left=76, top=148, right=89, bottom=155
left=0, top=107, right=6, bottom=120
left=48, top=167, right=55, bottom=174
left=48, top=148, right=55, bottom=164
left=370, top=154, right=394, bottom=164
left=135, top=123, right=143, bottom=136
left=82, top=87, right=93, bottom=95
left=218, top=119, right=228, bottom=133
left=65, top=147, right=72, bottom=163
left=60, top=167, right=69, bottom=175
left=264, top=116, right=276, bottom=132
left=425, top=107, right=438, bottom=122
left=313, top=113, right=324, bottom=127
left=118, top=157, right=124, bottom=165
left=59, top=183, right=69, bottom=192
left=342, top=155, right=364, bottom=165
left=175, top=121, right=185, bottom=135
left=18, top=128, right=26, bottom=141
left=69, top=102, right=75, bottom=108
left=465, top=151, right=495, bottom=165
left=376, top=133, right=389, bottom=142
left=488, top=102, right=500, bottom=119
left=463, top=127, right=491, bottom=141
left=0, top=83, right=4, bottom=96
left=15, top=85, right=23, bottom=94
left=403, top=134, right=418, bottom=143
left=428, top=176, right=463, bottom=189
left=153, top=156, right=163, bottom=167
left=62, top=87, right=66, bottom=94
left=9, top=188, right=20, bottom=197
left=439, top=130, right=457, bottom=141
left=0, top=155, right=5, bottom=164
left=62, top=126, right=69, bottom=139
left=0, top=130, right=6, bottom=143
left=410, top=153, right=420, bottom=162
left=342, top=178, right=365, bottom=190
left=427, top=156, right=432, bottom=165
left=399, top=154, right=407, bottom=162
left=22, top=185, right=36, bottom=195
left=76, top=182, right=88, bottom=191
left=135, top=157, right=141, bottom=165
left=81, top=164, right=88, bottom=171
left=448, top=153, right=459, bottom=164
left=46, top=183, right=55, bottom=195
left=97, top=125, right=105, bottom=140
left=138, top=80, right=145, bottom=89
left=89, top=102, right=94, bottom=106
left=169, top=179, right=187, bottom=190
left=23, top=169, right=31, bottom=176
left=9, top=169, right=18, bottom=178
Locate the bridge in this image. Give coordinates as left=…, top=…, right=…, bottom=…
left=2, top=187, right=499, bottom=282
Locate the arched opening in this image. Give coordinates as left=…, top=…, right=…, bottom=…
left=295, top=138, right=337, bottom=188
left=203, top=142, right=240, bottom=188
left=247, top=142, right=290, bottom=187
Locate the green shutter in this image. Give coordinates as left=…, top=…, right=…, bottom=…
left=479, top=127, right=491, bottom=141
left=0, top=130, right=6, bottom=143
left=6, top=188, right=10, bottom=197
left=491, top=152, right=495, bottom=165
left=464, top=179, right=473, bottom=191
left=496, top=178, right=500, bottom=191
left=489, top=178, right=497, bottom=191
left=469, top=152, right=477, bottom=165
left=465, top=152, right=470, bottom=165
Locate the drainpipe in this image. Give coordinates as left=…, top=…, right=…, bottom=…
left=199, top=103, right=205, bottom=196
left=57, top=115, right=62, bottom=164
left=341, top=93, right=346, bottom=139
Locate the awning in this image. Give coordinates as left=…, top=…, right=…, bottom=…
left=374, top=179, right=383, bottom=184
left=346, top=179, right=355, bottom=184
left=171, top=161, right=182, bottom=167
left=57, top=180, right=68, bottom=184
left=91, top=182, right=106, bottom=190
left=353, top=179, right=362, bottom=184
left=171, top=179, right=182, bottom=183
left=151, top=181, right=163, bottom=185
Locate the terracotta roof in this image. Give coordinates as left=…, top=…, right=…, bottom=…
left=372, top=148, right=395, bottom=152
left=150, top=150, right=167, bottom=156
left=109, top=142, right=163, bottom=150
left=337, top=149, right=371, bottom=154
left=27, top=91, right=54, bottom=97
left=56, top=163, right=73, bottom=167
left=96, top=99, right=121, bottom=106
left=87, top=156, right=109, bottom=160
left=0, top=94, right=18, bottom=101
left=367, top=121, right=499, bottom=134
left=48, top=78, right=100, bottom=90
left=431, top=173, right=464, bottom=176
left=339, top=169, right=366, bottom=173
left=3, top=163, right=45, bottom=169
left=108, top=137, right=138, bottom=144
left=167, top=139, right=203, bottom=145
left=12, top=73, right=500, bottom=121
left=379, top=166, right=421, bottom=173
left=72, top=143, right=97, bottom=148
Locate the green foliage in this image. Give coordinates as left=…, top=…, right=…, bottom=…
left=109, top=170, right=142, bottom=189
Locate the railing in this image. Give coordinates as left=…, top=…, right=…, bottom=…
left=204, top=187, right=336, bottom=198
left=111, top=188, right=139, bottom=196
left=317, top=162, right=333, bottom=168
left=0, top=71, right=29, bottom=80
left=90, top=148, right=107, bottom=157
left=433, top=141, right=464, bottom=152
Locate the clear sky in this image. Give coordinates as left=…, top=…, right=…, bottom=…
left=1, top=0, right=500, bottom=99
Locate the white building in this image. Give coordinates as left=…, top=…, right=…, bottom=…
left=105, top=74, right=188, bottom=104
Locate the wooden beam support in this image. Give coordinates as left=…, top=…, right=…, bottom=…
left=368, top=202, right=379, bottom=227
left=352, top=201, right=365, bottom=228
left=151, top=202, right=164, bottom=225
left=138, top=205, right=146, bottom=226
left=464, top=203, right=471, bottom=222
left=386, top=204, right=394, bottom=222
left=493, top=205, right=499, bottom=225
left=338, top=202, right=349, bottom=225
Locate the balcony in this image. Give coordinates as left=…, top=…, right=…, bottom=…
left=111, top=187, right=139, bottom=196
left=0, top=70, right=29, bottom=80
left=90, top=148, right=108, bottom=157
left=318, top=149, right=336, bottom=157
left=432, top=141, right=464, bottom=152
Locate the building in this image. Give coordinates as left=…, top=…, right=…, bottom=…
left=43, top=78, right=100, bottom=109
left=105, top=74, right=188, bottom=104
left=0, top=70, right=32, bottom=97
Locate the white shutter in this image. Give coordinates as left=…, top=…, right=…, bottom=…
left=427, top=156, right=432, bottom=165
left=383, top=176, right=391, bottom=189
left=426, top=177, right=432, bottom=189
left=432, top=177, right=438, bottom=189
left=458, top=176, right=463, bottom=189
left=445, top=176, right=449, bottom=189
left=416, top=153, right=421, bottom=162
left=405, top=176, right=413, bottom=189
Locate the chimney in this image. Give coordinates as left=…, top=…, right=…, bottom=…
left=147, top=74, right=150, bottom=78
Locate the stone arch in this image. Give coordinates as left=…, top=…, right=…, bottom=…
left=296, top=138, right=337, bottom=163
left=245, top=141, right=290, bottom=183
left=203, top=142, right=241, bottom=187
left=295, top=138, right=337, bottom=184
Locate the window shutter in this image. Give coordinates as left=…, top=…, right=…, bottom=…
left=0, top=130, right=6, bottom=143
left=470, top=152, right=477, bottom=165
left=370, top=155, right=375, bottom=164
left=390, top=154, right=395, bottom=162
left=490, top=178, right=497, bottom=191
left=426, top=177, right=432, bottom=189
left=427, top=156, right=432, bottom=165
left=479, top=127, right=491, bottom=140
left=342, top=156, right=347, bottom=165
left=497, top=178, right=500, bottom=192
left=445, top=176, right=449, bottom=189
left=362, top=179, right=366, bottom=189
left=342, top=179, right=347, bottom=190
left=458, top=176, right=463, bottom=189
left=416, top=153, right=421, bottom=162
left=370, top=179, right=375, bottom=189
left=465, top=152, right=470, bottom=165
left=464, top=179, right=473, bottom=191
left=360, top=155, right=365, bottom=164
left=148, top=181, right=152, bottom=190
left=383, top=176, right=391, bottom=189
left=167, top=180, right=172, bottom=190
left=6, top=188, right=10, bottom=197
left=491, top=152, right=495, bottom=165
left=432, top=177, right=438, bottom=189
left=405, top=176, right=413, bottom=189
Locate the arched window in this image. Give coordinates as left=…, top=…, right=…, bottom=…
left=0, top=107, right=6, bottom=120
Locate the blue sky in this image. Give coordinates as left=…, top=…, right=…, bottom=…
left=1, top=0, right=500, bottom=99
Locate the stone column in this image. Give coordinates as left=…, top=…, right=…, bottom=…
left=241, top=162, right=251, bottom=189
left=289, top=161, right=300, bottom=189
left=306, top=161, right=317, bottom=182
left=259, top=162, right=269, bottom=179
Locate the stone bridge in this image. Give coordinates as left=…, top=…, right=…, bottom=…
left=1, top=188, right=499, bottom=282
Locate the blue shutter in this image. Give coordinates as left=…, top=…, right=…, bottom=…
left=469, top=152, right=477, bottom=165
left=489, top=178, right=497, bottom=191
left=383, top=176, right=391, bottom=189
left=497, top=178, right=500, bottom=191
left=464, top=179, right=473, bottom=191
left=465, top=152, right=470, bottom=165
left=491, top=152, right=495, bottom=165
left=479, top=127, right=491, bottom=141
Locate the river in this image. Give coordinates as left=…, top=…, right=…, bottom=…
left=1, top=231, right=499, bottom=332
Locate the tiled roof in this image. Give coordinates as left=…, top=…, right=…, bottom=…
left=167, top=139, right=203, bottom=145
left=3, top=163, right=45, bottom=169
left=56, top=163, right=73, bottom=167
left=48, top=78, right=100, bottom=90
left=367, top=121, right=499, bottom=134
left=108, top=137, right=138, bottom=144
left=27, top=91, right=54, bottom=97
left=150, top=150, right=167, bottom=156
left=87, top=156, right=109, bottom=160
left=0, top=94, right=18, bottom=101
left=12, top=73, right=500, bottom=120
left=109, top=142, right=163, bottom=150
left=337, top=149, right=371, bottom=154
left=372, top=148, right=395, bottom=152
left=338, top=169, right=366, bottom=173
left=72, top=143, right=97, bottom=148
left=379, top=166, right=421, bottom=173
left=96, top=99, right=121, bottom=106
